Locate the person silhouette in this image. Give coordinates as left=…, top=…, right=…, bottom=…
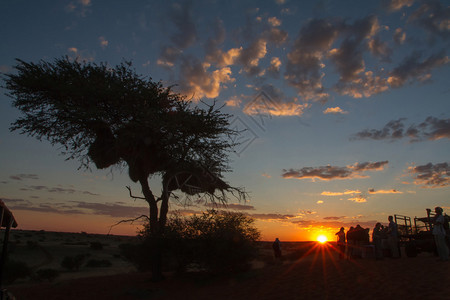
left=372, top=222, right=383, bottom=260
left=433, top=207, right=449, bottom=261
left=387, top=216, right=399, bottom=258
left=272, top=238, right=282, bottom=259
left=335, top=227, right=346, bottom=259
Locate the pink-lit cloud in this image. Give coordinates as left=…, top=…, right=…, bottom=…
left=321, top=190, right=361, bottom=196
left=323, top=107, right=348, bottom=114
left=408, top=162, right=450, bottom=188
left=368, top=188, right=403, bottom=194
left=348, top=195, right=367, bottom=203
left=352, top=116, right=450, bottom=142
left=282, top=161, right=388, bottom=181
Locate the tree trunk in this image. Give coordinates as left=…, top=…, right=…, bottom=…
left=138, top=176, right=164, bottom=281
left=158, top=186, right=170, bottom=230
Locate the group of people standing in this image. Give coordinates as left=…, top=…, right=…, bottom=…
left=335, top=206, right=449, bottom=261
left=335, top=224, right=374, bottom=259
left=335, top=216, right=403, bottom=260
left=371, top=215, right=400, bottom=259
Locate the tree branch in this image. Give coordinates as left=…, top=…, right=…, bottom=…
left=126, top=185, right=146, bottom=200
left=107, top=214, right=149, bottom=235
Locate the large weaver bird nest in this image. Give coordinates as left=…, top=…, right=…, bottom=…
left=163, top=167, right=230, bottom=195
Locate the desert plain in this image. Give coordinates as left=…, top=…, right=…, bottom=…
left=3, top=230, right=450, bottom=300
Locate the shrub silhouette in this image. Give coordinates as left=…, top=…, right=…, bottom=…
left=85, top=259, right=112, bottom=268
left=35, top=268, right=60, bottom=282
left=132, top=210, right=260, bottom=274
left=4, top=259, right=32, bottom=284
left=89, top=242, right=103, bottom=250
left=61, top=254, right=87, bottom=271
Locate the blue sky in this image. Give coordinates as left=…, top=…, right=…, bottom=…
left=0, top=0, right=449, bottom=240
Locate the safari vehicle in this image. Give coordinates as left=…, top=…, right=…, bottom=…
left=0, top=200, right=18, bottom=300
left=394, top=208, right=449, bottom=257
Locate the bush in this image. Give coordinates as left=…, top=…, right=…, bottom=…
left=119, top=242, right=152, bottom=271
left=61, top=254, right=87, bottom=271
left=35, top=268, right=60, bottom=282
left=137, top=210, right=261, bottom=274
left=4, top=259, right=32, bottom=284
left=90, top=241, right=103, bottom=250
left=85, top=259, right=112, bottom=268
left=26, top=240, right=39, bottom=249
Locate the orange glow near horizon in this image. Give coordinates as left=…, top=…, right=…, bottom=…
left=13, top=210, right=344, bottom=240
left=317, top=235, right=328, bottom=243
left=256, top=220, right=341, bottom=242
left=12, top=210, right=143, bottom=236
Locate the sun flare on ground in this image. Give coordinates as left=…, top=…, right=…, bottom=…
left=317, top=235, right=328, bottom=243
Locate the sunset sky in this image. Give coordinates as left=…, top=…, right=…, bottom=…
left=0, top=0, right=449, bottom=241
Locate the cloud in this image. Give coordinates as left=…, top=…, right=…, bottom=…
left=178, top=57, right=235, bottom=99
left=157, top=46, right=182, bottom=69
left=387, top=51, right=449, bottom=88
left=408, top=162, right=450, bottom=188
left=237, top=38, right=268, bottom=76
left=348, top=195, right=367, bottom=203
left=67, top=47, right=94, bottom=62
left=383, top=0, right=415, bottom=12
left=73, top=201, right=149, bottom=217
left=316, top=200, right=324, bottom=204
left=65, top=0, right=92, bottom=17
left=368, top=188, right=403, bottom=194
left=5, top=199, right=84, bottom=215
left=330, top=16, right=393, bottom=98
left=291, top=219, right=375, bottom=230
left=168, top=2, right=197, bottom=49
left=351, top=161, right=389, bottom=171
left=408, top=1, right=450, bottom=39
left=393, top=28, right=406, bottom=45
left=6, top=199, right=150, bottom=218
left=98, top=36, right=108, bottom=49
left=334, top=71, right=390, bottom=98
left=268, top=17, right=281, bottom=27
left=282, top=161, right=388, bottom=181
left=9, top=174, right=39, bottom=180
left=244, top=100, right=309, bottom=117
left=321, top=190, right=361, bottom=196
left=19, top=185, right=99, bottom=196
left=249, top=213, right=296, bottom=220
left=351, top=116, right=450, bottom=141
left=204, top=19, right=242, bottom=67
left=368, top=36, right=392, bottom=61
left=204, top=203, right=255, bottom=210
left=417, top=116, right=450, bottom=140
left=266, top=57, right=282, bottom=77
left=329, top=39, right=365, bottom=83
left=230, top=13, right=286, bottom=77
left=285, top=18, right=338, bottom=102
left=243, top=85, right=310, bottom=117
left=261, top=173, right=271, bottom=178
left=323, top=107, right=348, bottom=114
left=225, top=96, right=242, bottom=107
left=282, top=166, right=353, bottom=181
left=323, top=216, right=345, bottom=220
left=2, top=198, right=32, bottom=205
left=330, top=15, right=380, bottom=81
left=0, top=65, right=12, bottom=73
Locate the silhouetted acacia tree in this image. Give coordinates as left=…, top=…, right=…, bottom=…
left=3, top=57, right=245, bottom=280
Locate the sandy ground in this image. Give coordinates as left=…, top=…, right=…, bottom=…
left=7, top=243, right=450, bottom=300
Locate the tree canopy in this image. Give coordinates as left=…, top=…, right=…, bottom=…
left=5, top=58, right=232, bottom=177
left=3, top=56, right=248, bottom=280
left=3, top=57, right=244, bottom=229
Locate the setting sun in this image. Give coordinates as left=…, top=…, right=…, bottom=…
left=317, top=235, right=328, bottom=243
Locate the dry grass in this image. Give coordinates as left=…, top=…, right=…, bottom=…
left=5, top=231, right=450, bottom=300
